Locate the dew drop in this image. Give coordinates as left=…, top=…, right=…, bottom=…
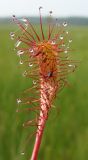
left=23, top=20, right=28, bottom=29
left=29, top=62, right=33, bottom=67
left=29, top=48, right=35, bottom=55
left=21, top=18, right=27, bottom=22
left=68, top=64, right=75, bottom=68
left=64, top=50, right=68, bottom=53
left=63, top=22, right=68, bottom=27
left=19, top=18, right=28, bottom=30
left=17, top=99, right=22, bottom=104
left=68, top=64, right=73, bottom=67
left=66, top=31, right=69, bottom=34
left=17, top=50, right=24, bottom=56
left=51, top=40, right=56, bottom=45
left=60, top=35, right=64, bottom=40
left=68, top=64, right=76, bottom=72
left=10, top=32, right=15, bottom=40
left=20, top=152, right=25, bottom=155
left=22, top=71, right=27, bottom=77
left=33, top=80, right=37, bottom=85
left=29, top=48, right=34, bottom=53
left=19, top=60, right=23, bottom=64
left=69, top=39, right=72, bottom=43
left=15, top=40, right=21, bottom=48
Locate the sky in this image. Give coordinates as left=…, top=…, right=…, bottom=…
left=0, top=0, right=88, bottom=17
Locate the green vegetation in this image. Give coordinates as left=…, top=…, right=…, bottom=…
left=0, top=24, right=88, bottom=160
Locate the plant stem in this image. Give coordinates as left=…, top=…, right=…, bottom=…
left=30, top=79, right=50, bottom=160
left=30, top=117, right=46, bottom=160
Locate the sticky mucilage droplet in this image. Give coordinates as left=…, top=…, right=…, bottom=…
left=10, top=32, right=15, bottom=40
left=22, top=71, right=27, bottom=77
left=63, top=22, right=68, bottom=27
left=29, top=62, right=33, bottom=67
left=17, top=99, right=22, bottom=104
left=64, top=50, right=68, bottom=54
left=15, top=40, right=21, bottom=48
left=69, top=39, right=72, bottom=43
left=51, top=40, right=56, bottom=45
left=60, top=35, right=64, bottom=40
left=33, top=80, right=37, bottom=85
left=29, top=48, right=34, bottom=53
left=17, top=50, right=24, bottom=56
left=20, top=152, right=25, bottom=155
left=19, top=60, right=23, bottom=64
left=66, top=31, right=69, bottom=34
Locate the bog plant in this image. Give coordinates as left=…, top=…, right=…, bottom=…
left=10, top=7, right=78, bottom=160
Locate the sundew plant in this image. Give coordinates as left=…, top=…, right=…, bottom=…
left=10, top=7, right=78, bottom=160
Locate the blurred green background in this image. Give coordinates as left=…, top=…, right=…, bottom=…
left=0, top=21, right=88, bottom=160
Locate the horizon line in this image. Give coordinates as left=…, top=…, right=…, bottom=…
left=0, top=15, right=88, bottom=18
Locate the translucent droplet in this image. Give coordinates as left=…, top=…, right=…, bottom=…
left=69, top=39, right=72, bottom=43
left=20, top=18, right=28, bottom=29
left=20, top=152, right=25, bottom=155
left=17, top=50, right=24, bottom=56
left=19, top=60, right=23, bottom=64
left=15, top=40, right=21, bottom=48
left=29, top=48, right=35, bottom=56
left=60, top=35, right=64, bottom=40
left=29, top=48, right=34, bottom=53
left=63, top=22, right=68, bottom=27
left=68, top=64, right=76, bottom=72
left=10, top=32, right=15, bottom=40
left=17, top=99, right=22, bottom=104
left=68, top=64, right=75, bottom=68
left=33, top=80, right=37, bottom=85
left=51, top=40, right=56, bottom=45
left=66, top=31, right=69, bottom=34
left=22, top=71, right=27, bottom=77
left=21, top=18, right=27, bottom=22
left=29, top=62, right=33, bottom=67
left=64, top=50, right=68, bottom=54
